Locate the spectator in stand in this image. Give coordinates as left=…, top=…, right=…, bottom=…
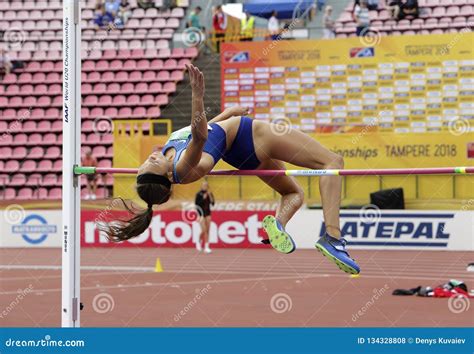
left=323, top=6, right=335, bottom=39
left=94, top=3, right=114, bottom=28
left=240, top=11, right=255, bottom=41
left=82, top=149, right=99, bottom=200
left=161, top=0, right=177, bottom=10
left=317, top=0, right=326, bottom=12
left=187, top=6, right=202, bottom=28
left=195, top=181, right=215, bottom=254
left=212, top=5, right=227, bottom=53
left=354, top=0, right=370, bottom=36
left=268, top=10, right=280, bottom=40
left=0, top=48, right=12, bottom=79
left=137, top=0, right=155, bottom=9
left=390, top=0, right=419, bottom=20
left=105, top=0, right=120, bottom=17
left=352, top=0, right=378, bottom=20
left=116, top=0, right=132, bottom=27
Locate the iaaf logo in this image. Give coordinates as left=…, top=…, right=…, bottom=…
left=319, top=212, right=453, bottom=247
left=84, top=214, right=264, bottom=245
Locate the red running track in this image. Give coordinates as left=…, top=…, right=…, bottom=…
left=0, top=248, right=472, bottom=327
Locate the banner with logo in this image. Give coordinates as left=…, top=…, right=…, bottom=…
left=2, top=209, right=471, bottom=250
left=221, top=33, right=474, bottom=134
left=81, top=210, right=473, bottom=251
left=0, top=210, right=61, bottom=247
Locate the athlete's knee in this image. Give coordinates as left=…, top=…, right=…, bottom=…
left=325, top=153, right=344, bottom=169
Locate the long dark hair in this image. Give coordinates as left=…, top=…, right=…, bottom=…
left=100, top=181, right=171, bottom=242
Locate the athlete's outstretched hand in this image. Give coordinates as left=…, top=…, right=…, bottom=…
left=186, top=63, right=205, bottom=98
left=229, top=105, right=250, bottom=117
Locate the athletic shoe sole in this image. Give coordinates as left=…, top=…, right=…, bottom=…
left=315, top=242, right=360, bottom=275
left=262, top=215, right=296, bottom=254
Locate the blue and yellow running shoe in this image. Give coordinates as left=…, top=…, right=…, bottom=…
left=262, top=215, right=296, bottom=254
left=315, top=234, right=360, bottom=274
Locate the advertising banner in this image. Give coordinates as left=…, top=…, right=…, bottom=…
left=2, top=209, right=471, bottom=251
left=81, top=210, right=473, bottom=251
left=0, top=209, right=61, bottom=248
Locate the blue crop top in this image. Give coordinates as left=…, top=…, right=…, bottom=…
left=162, top=117, right=260, bottom=184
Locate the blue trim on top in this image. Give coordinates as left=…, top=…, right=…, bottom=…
left=340, top=213, right=455, bottom=219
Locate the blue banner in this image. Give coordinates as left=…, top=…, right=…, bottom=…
left=0, top=328, right=472, bottom=353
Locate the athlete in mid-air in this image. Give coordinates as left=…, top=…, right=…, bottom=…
left=101, top=64, right=360, bottom=275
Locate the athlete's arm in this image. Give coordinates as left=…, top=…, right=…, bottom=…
left=208, top=105, right=250, bottom=124
left=176, top=64, right=209, bottom=182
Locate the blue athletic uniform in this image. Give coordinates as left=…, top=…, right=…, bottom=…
left=162, top=117, right=260, bottom=184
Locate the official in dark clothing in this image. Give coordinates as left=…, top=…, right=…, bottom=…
left=195, top=181, right=215, bottom=253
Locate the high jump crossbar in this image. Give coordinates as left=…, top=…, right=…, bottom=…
left=75, top=166, right=474, bottom=177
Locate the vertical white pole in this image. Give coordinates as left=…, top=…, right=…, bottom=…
left=62, top=0, right=81, bottom=328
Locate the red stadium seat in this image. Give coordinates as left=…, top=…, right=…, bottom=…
left=12, top=146, right=27, bottom=159
left=48, top=188, right=62, bottom=199
left=28, top=146, right=44, bottom=159
left=3, top=188, right=17, bottom=200
left=26, top=173, right=42, bottom=187
left=44, top=146, right=60, bottom=159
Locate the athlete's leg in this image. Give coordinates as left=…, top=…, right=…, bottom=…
left=203, top=216, right=210, bottom=245
left=254, top=122, right=343, bottom=238
left=257, top=159, right=304, bottom=228
left=203, top=216, right=212, bottom=253
left=257, top=159, right=302, bottom=253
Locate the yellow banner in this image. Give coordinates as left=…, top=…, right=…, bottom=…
left=313, top=132, right=473, bottom=169
left=221, top=33, right=474, bottom=134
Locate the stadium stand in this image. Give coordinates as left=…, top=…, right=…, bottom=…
left=0, top=0, right=196, bottom=200
left=335, top=0, right=474, bottom=38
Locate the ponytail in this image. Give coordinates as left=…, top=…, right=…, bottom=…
left=99, top=180, right=171, bottom=242
left=99, top=199, right=154, bottom=242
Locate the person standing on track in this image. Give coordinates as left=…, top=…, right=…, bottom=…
left=194, top=181, right=215, bottom=253
left=82, top=149, right=98, bottom=200
left=101, top=64, right=361, bottom=275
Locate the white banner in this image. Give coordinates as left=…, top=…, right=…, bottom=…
left=0, top=209, right=62, bottom=247
left=1, top=209, right=472, bottom=251
left=287, top=210, right=474, bottom=251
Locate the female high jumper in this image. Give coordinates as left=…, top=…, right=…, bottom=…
left=102, top=64, right=360, bottom=275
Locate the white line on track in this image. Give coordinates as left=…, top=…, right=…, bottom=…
left=0, top=272, right=472, bottom=296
